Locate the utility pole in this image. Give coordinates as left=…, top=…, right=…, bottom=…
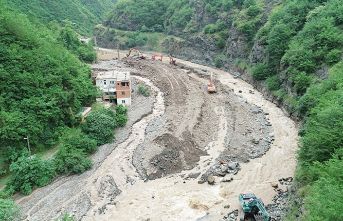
left=24, top=136, right=31, bottom=155
left=117, top=42, right=120, bottom=60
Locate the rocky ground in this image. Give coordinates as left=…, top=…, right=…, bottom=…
left=15, top=52, right=298, bottom=221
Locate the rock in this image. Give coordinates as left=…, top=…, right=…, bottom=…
left=188, top=172, right=201, bottom=179
left=252, top=138, right=260, bottom=144
left=251, top=107, right=261, bottom=114
left=198, top=179, right=206, bottom=184
left=220, top=164, right=229, bottom=173
left=271, top=182, right=279, bottom=188
left=224, top=204, right=230, bottom=209
left=228, top=162, right=239, bottom=170
left=207, top=175, right=215, bottom=185
left=238, top=90, right=242, bottom=93
left=221, top=175, right=233, bottom=183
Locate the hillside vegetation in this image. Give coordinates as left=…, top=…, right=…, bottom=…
left=102, top=0, right=343, bottom=220
left=0, top=2, right=128, bottom=218
left=5, top=0, right=116, bottom=34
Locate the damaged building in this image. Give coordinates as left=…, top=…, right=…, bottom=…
left=95, top=70, right=132, bottom=105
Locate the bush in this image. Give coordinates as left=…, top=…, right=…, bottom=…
left=115, top=105, right=128, bottom=115
left=115, top=114, right=128, bottom=127
left=215, top=36, right=226, bottom=49
left=7, top=156, right=55, bottom=195
left=214, top=54, right=226, bottom=68
left=54, top=146, right=92, bottom=175
left=81, top=108, right=117, bottom=145
left=204, top=24, right=217, bottom=34
left=60, top=213, right=76, bottom=221
left=326, top=49, right=342, bottom=65
left=0, top=199, right=20, bottom=221
left=292, top=72, right=312, bottom=95
left=302, top=155, right=343, bottom=220
left=114, top=105, right=128, bottom=127
left=138, top=84, right=150, bottom=97
left=251, top=63, right=272, bottom=80
left=60, top=129, right=97, bottom=154
left=265, top=75, right=281, bottom=91
left=299, top=98, right=343, bottom=164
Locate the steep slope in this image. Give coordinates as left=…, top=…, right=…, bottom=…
left=0, top=4, right=96, bottom=173
left=5, top=0, right=116, bottom=34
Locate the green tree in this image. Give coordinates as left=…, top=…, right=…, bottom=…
left=81, top=108, right=117, bottom=145
left=0, top=199, right=20, bottom=221
left=7, top=156, right=55, bottom=195
left=54, top=146, right=92, bottom=174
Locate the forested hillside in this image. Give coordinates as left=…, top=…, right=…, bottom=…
left=5, top=0, right=116, bottom=34
left=100, top=0, right=343, bottom=220
left=0, top=2, right=117, bottom=219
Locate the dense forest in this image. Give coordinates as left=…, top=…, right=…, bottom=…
left=99, top=0, right=343, bottom=220
left=4, top=0, right=116, bottom=34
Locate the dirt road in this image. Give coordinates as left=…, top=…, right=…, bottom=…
left=16, top=51, right=298, bottom=221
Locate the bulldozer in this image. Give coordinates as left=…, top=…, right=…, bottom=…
left=238, top=193, right=271, bottom=221
left=126, top=48, right=146, bottom=59
left=207, top=73, right=216, bottom=93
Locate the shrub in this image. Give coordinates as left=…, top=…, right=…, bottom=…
left=7, top=156, right=55, bottom=195
left=114, top=105, right=128, bottom=127
left=302, top=155, right=343, bottom=220
left=0, top=199, right=20, bottom=221
left=138, top=84, right=150, bottom=97
left=215, top=36, right=226, bottom=49
left=214, top=54, right=226, bottom=68
left=204, top=24, right=217, bottom=34
left=60, top=213, right=76, bottom=221
left=299, top=97, right=343, bottom=164
left=54, top=146, right=92, bottom=175
left=265, top=75, right=281, bottom=91
left=115, top=105, right=128, bottom=115
left=292, top=72, right=312, bottom=95
left=115, top=114, right=128, bottom=127
left=325, top=49, right=342, bottom=65
left=251, top=63, right=272, bottom=80
left=81, top=108, right=117, bottom=145
left=60, top=129, right=97, bottom=154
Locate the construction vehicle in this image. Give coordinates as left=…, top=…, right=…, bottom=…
left=169, top=55, right=176, bottom=65
left=238, top=193, right=271, bottom=221
left=207, top=73, right=216, bottom=93
left=126, top=48, right=146, bottom=59
left=152, top=54, right=163, bottom=61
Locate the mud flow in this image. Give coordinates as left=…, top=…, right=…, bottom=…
left=16, top=51, right=298, bottom=221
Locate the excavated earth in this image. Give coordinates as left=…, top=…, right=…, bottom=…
left=15, top=52, right=298, bottom=221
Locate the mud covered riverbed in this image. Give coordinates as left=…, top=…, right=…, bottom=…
left=16, top=52, right=298, bottom=221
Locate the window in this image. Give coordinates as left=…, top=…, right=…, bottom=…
left=122, top=92, right=125, bottom=95
left=121, top=82, right=125, bottom=86
left=110, top=81, right=115, bottom=84
left=103, top=80, right=107, bottom=85
left=122, top=100, right=125, bottom=104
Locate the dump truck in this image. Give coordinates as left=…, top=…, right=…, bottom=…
left=238, top=193, right=271, bottom=221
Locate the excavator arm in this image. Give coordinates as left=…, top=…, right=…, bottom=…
left=239, top=193, right=271, bottom=221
